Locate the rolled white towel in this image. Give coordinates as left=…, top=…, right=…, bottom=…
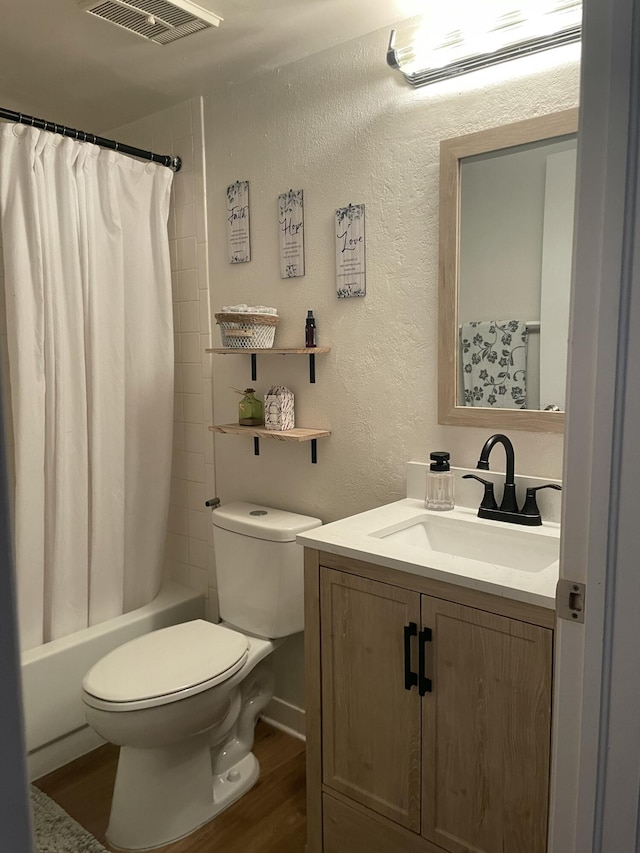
left=248, top=306, right=278, bottom=315
left=221, top=304, right=278, bottom=315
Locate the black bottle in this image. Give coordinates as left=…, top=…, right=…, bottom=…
left=305, top=310, right=317, bottom=347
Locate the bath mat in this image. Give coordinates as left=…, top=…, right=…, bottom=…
left=30, top=787, right=108, bottom=853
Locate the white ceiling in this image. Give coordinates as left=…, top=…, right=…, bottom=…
left=0, top=0, right=421, bottom=132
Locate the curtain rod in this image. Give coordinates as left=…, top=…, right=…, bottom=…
left=0, top=106, right=182, bottom=172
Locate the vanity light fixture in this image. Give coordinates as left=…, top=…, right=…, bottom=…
left=387, top=0, right=582, bottom=87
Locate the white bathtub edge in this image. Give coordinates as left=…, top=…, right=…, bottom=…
left=29, top=727, right=106, bottom=782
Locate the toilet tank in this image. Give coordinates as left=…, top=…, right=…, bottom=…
left=212, top=502, right=322, bottom=639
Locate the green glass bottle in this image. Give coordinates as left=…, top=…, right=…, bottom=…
left=238, top=388, right=264, bottom=425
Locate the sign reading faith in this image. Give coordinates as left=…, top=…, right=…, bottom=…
left=278, top=189, right=305, bottom=278
left=335, top=203, right=366, bottom=298
left=226, top=180, right=251, bottom=264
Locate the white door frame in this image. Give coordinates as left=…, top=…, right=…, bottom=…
left=550, top=0, right=640, bottom=849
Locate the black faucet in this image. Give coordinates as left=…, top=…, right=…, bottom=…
left=463, top=433, right=561, bottom=526
left=477, top=433, right=519, bottom=513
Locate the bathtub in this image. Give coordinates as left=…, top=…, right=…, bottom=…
left=21, top=581, right=206, bottom=780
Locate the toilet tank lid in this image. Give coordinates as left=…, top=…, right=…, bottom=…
left=212, top=501, right=322, bottom=542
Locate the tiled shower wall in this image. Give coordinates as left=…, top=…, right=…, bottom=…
left=107, top=97, right=217, bottom=619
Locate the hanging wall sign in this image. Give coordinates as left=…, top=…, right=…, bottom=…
left=226, top=180, right=251, bottom=264
left=335, top=203, right=366, bottom=298
left=278, top=189, right=305, bottom=278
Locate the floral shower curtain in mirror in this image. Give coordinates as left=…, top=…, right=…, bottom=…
left=460, top=320, right=528, bottom=408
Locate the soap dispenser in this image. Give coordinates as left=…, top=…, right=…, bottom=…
left=425, top=451, right=455, bottom=511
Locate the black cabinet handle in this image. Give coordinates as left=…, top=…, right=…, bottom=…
left=403, top=622, right=418, bottom=691
left=418, top=627, right=433, bottom=696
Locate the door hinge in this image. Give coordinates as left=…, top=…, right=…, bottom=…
left=556, top=579, right=586, bottom=623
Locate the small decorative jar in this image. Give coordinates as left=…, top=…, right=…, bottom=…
left=238, top=388, right=264, bottom=425
left=264, top=386, right=295, bottom=431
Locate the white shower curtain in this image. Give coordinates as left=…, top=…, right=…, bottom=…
left=0, top=123, right=174, bottom=651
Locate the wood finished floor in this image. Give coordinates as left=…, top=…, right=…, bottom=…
left=34, top=721, right=307, bottom=853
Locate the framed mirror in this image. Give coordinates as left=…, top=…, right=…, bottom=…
left=438, top=109, right=578, bottom=432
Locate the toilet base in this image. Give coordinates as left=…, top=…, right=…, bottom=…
left=104, top=656, right=275, bottom=851
left=106, top=742, right=261, bottom=852
left=212, top=751, right=260, bottom=816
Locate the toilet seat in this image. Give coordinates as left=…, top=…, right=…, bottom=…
left=82, top=620, right=249, bottom=712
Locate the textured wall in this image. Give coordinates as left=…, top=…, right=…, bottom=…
left=204, top=31, right=580, bottom=527
left=203, top=33, right=579, bottom=713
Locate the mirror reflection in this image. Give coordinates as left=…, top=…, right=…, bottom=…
left=458, top=135, right=577, bottom=411
left=438, top=109, right=578, bottom=432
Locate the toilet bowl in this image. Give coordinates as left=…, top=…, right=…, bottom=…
left=82, top=502, right=321, bottom=851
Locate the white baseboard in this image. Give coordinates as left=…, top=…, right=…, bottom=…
left=261, top=697, right=305, bottom=741
left=28, top=725, right=105, bottom=781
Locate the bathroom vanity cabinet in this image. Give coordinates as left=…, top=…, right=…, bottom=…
left=304, top=548, right=555, bottom=853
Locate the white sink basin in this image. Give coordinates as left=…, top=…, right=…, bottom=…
left=296, top=499, right=561, bottom=609
left=370, top=513, right=559, bottom=573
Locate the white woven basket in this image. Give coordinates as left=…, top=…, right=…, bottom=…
left=215, top=313, right=279, bottom=349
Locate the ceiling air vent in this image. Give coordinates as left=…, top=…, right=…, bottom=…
left=79, top=0, right=222, bottom=45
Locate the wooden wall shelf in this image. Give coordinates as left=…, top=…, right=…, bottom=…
left=209, top=424, right=331, bottom=463
left=205, top=346, right=330, bottom=383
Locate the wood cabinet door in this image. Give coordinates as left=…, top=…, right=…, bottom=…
left=421, top=596, right=553, bottom=853
left=320, top=568, right=422, bottom=831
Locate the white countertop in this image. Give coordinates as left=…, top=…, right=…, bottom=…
left=297, top=499, right=560, bottom=610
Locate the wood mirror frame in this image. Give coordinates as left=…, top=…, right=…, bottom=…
left=438, top=108, right=578, bottom=433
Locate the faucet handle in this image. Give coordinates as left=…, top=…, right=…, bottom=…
left=462, top=474, right=499, bottom=511
left=521, top=484, right=562, bottom=523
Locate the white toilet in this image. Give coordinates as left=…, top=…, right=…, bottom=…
left=81, top=502, right=321, bottom=851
